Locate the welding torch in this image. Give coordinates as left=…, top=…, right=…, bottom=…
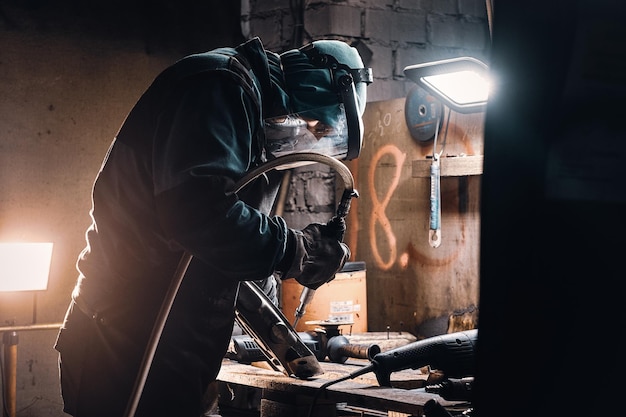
left=293, top=188, right=358, bottom=328
left=221, top=151, right=358, bottom=330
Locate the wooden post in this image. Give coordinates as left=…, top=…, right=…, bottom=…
left=2, top=331, right=18, bottom=417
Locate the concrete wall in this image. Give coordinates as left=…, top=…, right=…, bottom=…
left=0, top=1, right=489, bottom=416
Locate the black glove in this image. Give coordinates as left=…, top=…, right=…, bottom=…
left=277, top=223, right=350, bottom=290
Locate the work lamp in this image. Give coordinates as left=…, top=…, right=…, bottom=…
left=403, top=57, right=490, bottom=248
left=404, top=56, right=490, bottom=114
left=0, top=242, right=57, bottom=417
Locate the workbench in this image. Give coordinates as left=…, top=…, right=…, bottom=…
left=216, top=333, right=471, bottom=417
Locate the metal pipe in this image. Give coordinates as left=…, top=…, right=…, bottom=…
left=3, top=331, right=18, bottom=417
left=229, top=152, right=355, bottom=195
left=0, top=323, right=62, bottom=333
left=0, top=324, right=62, bottom=417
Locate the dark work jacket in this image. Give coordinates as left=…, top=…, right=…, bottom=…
left=55, top=38, right=291, bottom=417
left=72, top=37, right=289, bottom=316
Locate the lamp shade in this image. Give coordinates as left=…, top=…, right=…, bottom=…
left=404, top=57, right=490, bottom=114
left=0, top=242, right=53, bottom=291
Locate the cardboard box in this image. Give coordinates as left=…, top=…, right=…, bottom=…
left=281, top=262, right=367, bottom=333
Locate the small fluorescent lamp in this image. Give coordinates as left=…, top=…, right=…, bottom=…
left=0, top=242, right=53, bottom=292
left=404, top=57, right=490, bottom=114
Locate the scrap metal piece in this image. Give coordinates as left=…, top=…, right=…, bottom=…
left=235, top=281, right=324, bottom=379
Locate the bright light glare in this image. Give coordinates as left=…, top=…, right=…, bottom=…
left=0, top=242, right=53, bottom=291
left=423, top=70, right=490, bottom=105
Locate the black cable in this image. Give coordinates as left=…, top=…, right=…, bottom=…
left=305, top=363, right=375, bottom=417
left=424, top=399, right=454, bottom=417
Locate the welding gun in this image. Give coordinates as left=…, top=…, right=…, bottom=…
left=293, top=189, right=357, bottom=328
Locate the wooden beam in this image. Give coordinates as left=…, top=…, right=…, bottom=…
left=412, top=155, right=484, bottom=177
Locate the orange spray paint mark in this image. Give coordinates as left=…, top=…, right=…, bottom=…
left=368, top=144, right=406, bottom=270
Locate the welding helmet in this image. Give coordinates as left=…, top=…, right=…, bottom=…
left=264, top=40, right=372, bottom=162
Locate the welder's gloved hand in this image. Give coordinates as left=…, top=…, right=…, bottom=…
left=278, top=223, right=350, bottom=290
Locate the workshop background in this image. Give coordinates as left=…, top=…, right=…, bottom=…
left=0, top=1, right=489, bottom=414
left=0, top=0, right=500, bottom=416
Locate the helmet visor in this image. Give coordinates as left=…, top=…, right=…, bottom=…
left=264, top=80, right=363, bottom=162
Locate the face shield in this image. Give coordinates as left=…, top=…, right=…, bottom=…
left=264, top=51, right=370, bottom=164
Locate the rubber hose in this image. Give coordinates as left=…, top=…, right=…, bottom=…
left=230, top=152, right=355, bottom=194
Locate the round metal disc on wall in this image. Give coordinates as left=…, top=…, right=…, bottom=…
left=404, top=85, right=443, bottom=143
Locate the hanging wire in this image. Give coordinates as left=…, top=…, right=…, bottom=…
left=432, top=107, right=452, bottom=160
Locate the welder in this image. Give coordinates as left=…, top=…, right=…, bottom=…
left=54, top=37, right=372, bottom=417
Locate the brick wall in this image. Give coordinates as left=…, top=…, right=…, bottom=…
left=243, top=0, right=490, bottom=243
left=242, top=0, right=491, bottom=102
left=244, top=0, right=490, bottom=333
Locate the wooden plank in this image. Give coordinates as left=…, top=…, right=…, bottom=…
left=217, top=359, right=468, bottom=416
left=345, top=331, right=418, bottom=352
left=411, top=155, right=484, bottom=177
left=354, top=98, right=483, bottom=335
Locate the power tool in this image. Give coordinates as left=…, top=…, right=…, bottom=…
left=370, top=328, right=478, bottom=386
left=304, top=329, right=478, bottom=417
left=320, top=329, right=478, bottom=388
left=228, top=322, right=380, bottom=365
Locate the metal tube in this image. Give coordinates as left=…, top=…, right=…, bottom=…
left=229, top=152, right=355, bottom=194
left=0, top=325, right=61, bottom=417
left=3, top=331, right=18, bottom=417
left=0, top=323, right=62, bottom=333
